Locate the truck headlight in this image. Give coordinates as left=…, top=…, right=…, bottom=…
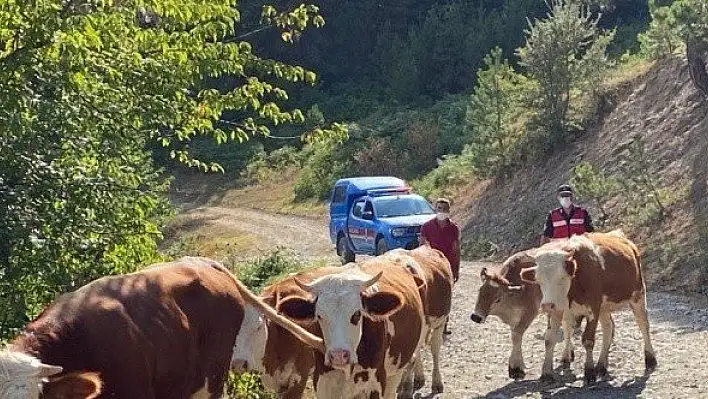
left=391, top=227, right=407, bottom=237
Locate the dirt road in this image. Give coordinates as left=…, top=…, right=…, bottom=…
left=173, top=203, right=708, bottom=397
left=417, top=262, right=708, bottom=398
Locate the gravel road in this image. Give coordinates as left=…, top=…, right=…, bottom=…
left=415, top=261, right=708, bottom=398
left=171, top=204, right=708, bottom=398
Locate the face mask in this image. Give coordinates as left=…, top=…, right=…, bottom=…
left=436, top=212, right=449, bottom=221
left=559, top=197, right=572, bottom=208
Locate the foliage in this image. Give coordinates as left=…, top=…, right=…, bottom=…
left=570, top=161, right=620, bottom=226
left=517, top=0, right=616, bottom=144
left=231, top=247, right=304, bottom=293
left=294, top=138, right=356, bottom=201
left=411, top=150, right=477, bottom=201
left=0, top=0, right=339, bottom=340
left=466, top=47, right=530, bottom=176
left=242, top=146, right=306, bottom=184
left=225, top=372, right=274, bottom=399
left=616, top=135, right=674, bottom=224
left=638, top=0, right=683, bottom=59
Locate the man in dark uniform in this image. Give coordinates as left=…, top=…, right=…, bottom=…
left=540, top=184, right=594, bottom=338
left=541, top=184, right=594, bottom=245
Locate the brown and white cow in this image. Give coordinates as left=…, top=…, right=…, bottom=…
left=0, top=256, right=324, bottom=399
left=519, top=231, right=657, bottom=383
left=469, top=251, right=542, bottom=379
left=231, top=266, right=342, bottom=398
left=378, top=246, right=453, bottom=394
left=270, top=260, right=426, bottom=399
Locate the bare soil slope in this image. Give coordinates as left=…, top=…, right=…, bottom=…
left=453, top=56, right=708, bottom=295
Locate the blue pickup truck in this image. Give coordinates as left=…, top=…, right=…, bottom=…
left=328, top=176, right=436, bottom=264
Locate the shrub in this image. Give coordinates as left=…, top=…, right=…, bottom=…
left=412, top=150, right=476, bottom=200
left=294, top=139, right=356, bottom=202
left=570, top=161, right=621, bottom=227
left=517, top=0, right=616, bottom=144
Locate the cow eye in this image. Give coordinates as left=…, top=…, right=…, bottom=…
left=350, top=311, right=362, bottom=325
left=493, top=297, right=501, bottom=304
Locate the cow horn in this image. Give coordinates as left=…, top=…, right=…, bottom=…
left=293, top=276, right=315, bottom=292
left=507, top=285, right=523, bottom=292
left=361, top=271, right=383, bottom=289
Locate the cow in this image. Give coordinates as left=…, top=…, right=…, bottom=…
left=269, top=260, right=427, bottom=399
left=378, top=246, right=454, bottom=394
left=231, top=266, right=342, bottom=398
left=469, top=250, right=542, bottom=379
left=518, top=230, right=657, bottom=383
left=0, top=256, right=325, bottom=399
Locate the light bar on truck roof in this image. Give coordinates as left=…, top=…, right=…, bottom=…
left=368, top=187, right=412, bottom=196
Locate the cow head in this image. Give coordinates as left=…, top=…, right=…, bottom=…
left=520, top=249, right=577, bottom=314
left=470, top=266, right=523, bottom=324
left=0, top=350, right=101, bottom=399
left=276, top=270, right=403, bottom=369
left=231, top=304, right=268, bottom=373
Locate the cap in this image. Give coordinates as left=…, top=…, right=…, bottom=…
left=557, top=184, right=574, bottom=197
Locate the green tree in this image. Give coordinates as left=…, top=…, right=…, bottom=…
left=638, top=0, right=683, bottom=59
left=570, top=161, right=620, bottom=226
left=517, top=0, right=615, bottom=143
left=466, top=47, right=529, bottom=176
left=0, top=0, right=341, bottom=338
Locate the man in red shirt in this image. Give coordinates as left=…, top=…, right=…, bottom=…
left=420, top=198, right=460, bottom=334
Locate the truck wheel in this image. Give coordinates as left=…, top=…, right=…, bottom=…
left=376, top=238, right=388, bottom=256
left=338, top=236, right=355, bottom=265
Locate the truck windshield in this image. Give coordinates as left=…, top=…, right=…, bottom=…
left=374, top=196, right=435, bottom=218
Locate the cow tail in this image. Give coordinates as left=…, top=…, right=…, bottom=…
left=209, top=262, right=327, bottom=354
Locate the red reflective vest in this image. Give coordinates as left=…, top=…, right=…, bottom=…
left=550, top=207, right=589, bottom=239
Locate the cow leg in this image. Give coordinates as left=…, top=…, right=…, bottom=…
left=413, top=348, right=425, bottom=389
left=560, top=311, right=576, bottom=368
left=596, top=311, right=615, bottom=378
left=508, top=328, right=526, bottom=379
left=581, top=316, right=599, bottom=384
left=541, top=312, right=562, bottom=382
left=629, top=295, right=658, bottom=371
left=387, top=373, right=408, bottom=399
left=430, top=324, right=444, bottom=393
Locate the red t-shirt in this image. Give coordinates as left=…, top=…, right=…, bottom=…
left=421, top=218, right=460, bottom=274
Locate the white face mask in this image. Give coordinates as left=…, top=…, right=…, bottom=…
left=559, top=197, right=572, bottom=208
left=436, top=212, right=449, bottom=221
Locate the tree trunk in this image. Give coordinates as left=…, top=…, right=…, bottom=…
left=687, top=37, right=708, bottom=99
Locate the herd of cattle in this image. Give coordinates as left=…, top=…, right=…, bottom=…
left=0, top=230, right=658, bottom=398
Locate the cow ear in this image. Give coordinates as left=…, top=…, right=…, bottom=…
left=42, top=372, right=102, bottom=399
left=564, top=258, right=578, bottom=278
left=277, top=295, right=316, bottom=321
left=519, top=267, right=538, bottom=284
left=412, top=274, right=426, bottom=290
left=361, top=291, right=404, bottom=320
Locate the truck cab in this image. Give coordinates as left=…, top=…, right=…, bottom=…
left=329, top=176, right=436, bottom=264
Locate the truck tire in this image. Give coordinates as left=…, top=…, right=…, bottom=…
left=338, top=235, right=355, bottom=265
left=375, top=238, right=388, bottom=256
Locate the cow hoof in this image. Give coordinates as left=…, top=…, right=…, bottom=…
left=645, top=352, right=657, bottom=371
left=596, top=364, right=608, bottom=377
left=414, top=377, right=425, bottom=390
left=584, top=367, right=597, bottom=384
left=432, top=383, right=444, bottom=394
left=508, top=367, right=525, bottom=380
left=540, top=373, right=555, bottom=383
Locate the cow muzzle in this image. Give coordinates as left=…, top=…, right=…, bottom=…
left=230, top=358, right=248, bottom=372
left=326, top=349, right=352, bottom=368
left=470, top=313, right=486, bottom=324
left=541, top=302, right=557, bottom=314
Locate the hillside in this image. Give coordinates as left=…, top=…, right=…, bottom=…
left=452, top=56, right=708, bottom=295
